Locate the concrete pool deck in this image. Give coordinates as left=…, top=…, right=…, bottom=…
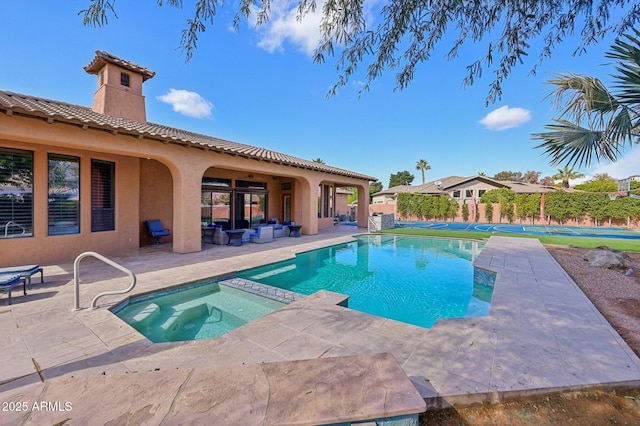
left=2, top=229, right=640, bottom=424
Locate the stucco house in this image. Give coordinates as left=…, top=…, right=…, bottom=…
left=372, top=175, right=557, bottom=206
left=0, top=51, right=375, bottom=266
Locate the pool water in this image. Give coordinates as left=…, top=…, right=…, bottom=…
left=237, top=235, right=494, bottom=329
left=113, top=283, right=285, bottom=342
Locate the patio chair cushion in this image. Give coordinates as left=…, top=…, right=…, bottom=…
left=145, top=220, right=171, bottom=244
left=0, top=264, right=43, bottom=288
left=0, top=273, right=26, bottom=305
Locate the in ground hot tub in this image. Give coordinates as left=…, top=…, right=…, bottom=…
left=113, top=282, right=285, bottom=342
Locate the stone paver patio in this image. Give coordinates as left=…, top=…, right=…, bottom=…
left=2, top=227, right=640, bottom=424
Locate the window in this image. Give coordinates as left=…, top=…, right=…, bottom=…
left=318, top=185, right=333, bottom=217
left=0, top=148, right=33, bottom=239
left=465, top=189, right=474, bottom=198
left=120, top=72, right=130, bottom=87
left=91, top=160, right=115, bottom=232
left=453, top=190, right=461, bottom=198
left=236, top=180, right=266, bottom=190
left=323, top=185, right=330, bottom=217
left=48, top=154, right=80, bottom=235
left=478, top=189, right=486, bottom=197
left=202, top=177, right=231, bottom=188
left=329, top=186, right=334, bottom=217
left=283, top=194, right=291, bottom=222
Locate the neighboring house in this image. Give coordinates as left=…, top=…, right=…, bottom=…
left=372, top=175, right=557, bottom=206
left=0, top=51, right=375, bottom=266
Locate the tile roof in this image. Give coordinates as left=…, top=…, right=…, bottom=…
left=0, top=90, right=376, bottom=181
left=84, top=51, right=156, bottom=81
left=504, top=181, right=558, bottom=193
left=373, top=175, right=556, bottom=197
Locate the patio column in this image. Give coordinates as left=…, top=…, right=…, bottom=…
left=297, top=177, right=319, bottom=235
left=171, top=163, right=209, bottom=254
left=356, top=182, right=370, bottom=227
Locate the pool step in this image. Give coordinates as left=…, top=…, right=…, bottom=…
left=119, top=303, right=161, bottom=329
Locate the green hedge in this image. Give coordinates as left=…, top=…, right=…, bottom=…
left=397, top=189, right=640, bottom=226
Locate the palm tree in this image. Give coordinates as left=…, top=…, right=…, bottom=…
left=415, top=158, right=431, bottom=184
left=312, top=158, right=325, bottom=164
left=532, top=29, right=640, bottom=168
left=552, top=166, right=585, bottom=188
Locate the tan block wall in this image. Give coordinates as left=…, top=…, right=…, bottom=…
left=377, top=202, right=640, bottom=228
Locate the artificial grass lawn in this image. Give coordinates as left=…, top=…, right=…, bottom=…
left=380, top=227, right=640, bottom=252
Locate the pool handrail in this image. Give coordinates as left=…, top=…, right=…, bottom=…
left=72, top=251, right=137, bottom=311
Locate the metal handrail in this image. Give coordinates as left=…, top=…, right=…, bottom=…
left=72, top=251, right=137, bottom=311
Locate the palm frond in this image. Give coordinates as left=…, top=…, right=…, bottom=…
left=546, top=73, right=618, bottom=124
left=606, top=28, right=640, bottom=67
left=607, top=107, right=635, bottom=144
left=605, top=29, right=640, bottom=121
left=532, top=119, right=620, bottom=168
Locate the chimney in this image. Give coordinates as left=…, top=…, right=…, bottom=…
left=84, top=51, right=155, bottom=123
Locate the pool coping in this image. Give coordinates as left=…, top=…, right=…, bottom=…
left=2, top=232, right=640, bottom=422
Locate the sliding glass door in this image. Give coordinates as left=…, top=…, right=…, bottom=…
left=234, top=191, right=267, bottom=229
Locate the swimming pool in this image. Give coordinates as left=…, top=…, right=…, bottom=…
left=237, top=235, right=494, bottom=329
left=113, top=282, right=285, bottom=342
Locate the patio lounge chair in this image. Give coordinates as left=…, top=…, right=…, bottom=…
left=250, top=225, right=274, bottom=244
left=145, top=220, right=171, bottom=244
left=0, top=274, right=26, bottom=305
left=268, top=219, right=285, bottom=238
left=212, top=225, right=229, bottom=245
left=0, top=264, right=43, bottom=289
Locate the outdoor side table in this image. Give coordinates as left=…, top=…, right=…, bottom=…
left=225, top=229, right=245, bottom=246
left=288, top=225, right=302, bottom=237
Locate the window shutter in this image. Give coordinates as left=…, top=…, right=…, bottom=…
left=91, top=160, right=115, bottom=232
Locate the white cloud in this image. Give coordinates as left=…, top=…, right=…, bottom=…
left=255, top=2, right=323, bottom=55
left=479, top=105, right=532, bottom=131
left=584, top=147, right=640, bottom=181
left=254, top=0, right=382, bottom=56
left=157, top=89, right=213, bottom=119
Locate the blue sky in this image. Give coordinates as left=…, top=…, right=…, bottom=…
left=1, top=1, right=638, bottom=188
